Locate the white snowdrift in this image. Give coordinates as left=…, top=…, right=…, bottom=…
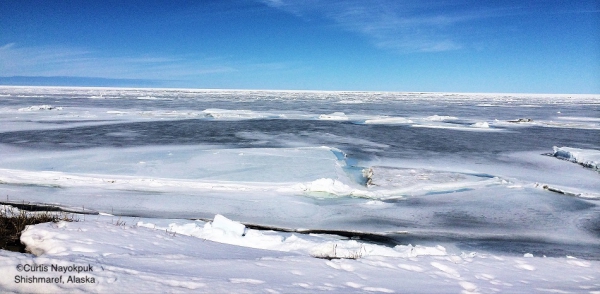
left=553, top=146, right=600, bottom=171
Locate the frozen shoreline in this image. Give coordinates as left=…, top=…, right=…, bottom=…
left=1, top=212, right=599, bottom=293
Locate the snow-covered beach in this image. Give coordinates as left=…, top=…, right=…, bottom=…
left=1, top=86, right=599, bottom=293
left=2, top=211, right=600, bottom=293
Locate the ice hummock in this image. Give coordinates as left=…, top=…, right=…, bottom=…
left=552, top=146, right=600, bottom=171
left=210, top=214, right=248, bottom=237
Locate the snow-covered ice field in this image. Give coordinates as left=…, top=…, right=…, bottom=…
left=0, top=86, right=599, bottom=293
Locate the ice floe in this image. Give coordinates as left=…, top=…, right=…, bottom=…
left=365, top=167, right=503, bottom=198
left=411, top=123, right=504, bottom=132
left=363, top=117, right=413, bottom=124
left=425, top=115, right=458, bottom=121
left=533, top=182, right=600, bottom=199
left=552, top=146, right=600, bottom=171
left=318, top=112, right=349, bottom=121
left=202, top=108, right=278, bottom=120
left=0, top=145, right=373, bottom=198
left=471, top=121, right=490, bottom=128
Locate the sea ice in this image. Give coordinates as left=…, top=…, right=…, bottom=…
left=0, top=145, right=359, bottom=187
left=202, top=108, right=277, bottom=120
left=411, top=123, right=504, bottom=132
left=18, top=105, right=63, bottom=111
left=425, top=115, right=458, bottom=121
left=1, top=87, right=600, bottom=293
left=318, top=112, right=349, bottom=120
left=471, top=121, right=490, bottom=128
left=552, top=146, right=600, bottom=171
left=363, top=117, right=413, bottom=124
left=365, top=167, right=502, bottom=198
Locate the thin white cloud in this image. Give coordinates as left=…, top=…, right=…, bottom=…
left=0, top=43, right=16, bottom=50
left=258, top=0, right=511, bottom=53
left=0, top=44, right=236, bottom=80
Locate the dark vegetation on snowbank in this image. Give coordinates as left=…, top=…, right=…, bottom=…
left=0, top=205, right=76, bottom=253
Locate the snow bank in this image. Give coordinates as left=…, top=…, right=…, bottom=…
left=552, top=146, right=600, bottom=171
left=21, top=214, right=448, bottom=261
left=0, top=204, right=22, bottom=217
left=1, top=215, right=598, bottom=293
left=145, top=215, right=444, bottom=259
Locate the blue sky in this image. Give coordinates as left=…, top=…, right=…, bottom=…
left=1, top=0, right=598, bottom=93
